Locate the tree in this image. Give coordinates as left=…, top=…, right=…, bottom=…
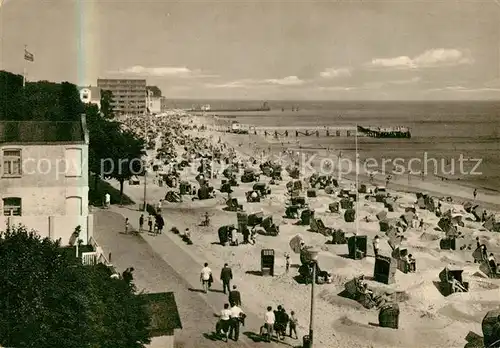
left=100, top=89, right=115, bottom=119
left=102, top=129, right=146, bottom=203
left=0, top=225, right=151, bottom=348
left=0, top=70, right=146, bottom=204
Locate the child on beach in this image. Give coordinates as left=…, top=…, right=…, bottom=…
left=285, top=253, right=290, bottom=273
left=289, top=311, right=298, bottom=339
left=125, top=218, right=129, bottom=234
left=148, top=215, right=153, bottom=233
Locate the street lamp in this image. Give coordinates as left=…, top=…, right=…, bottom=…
left=307, top=247, right=320, bottom=348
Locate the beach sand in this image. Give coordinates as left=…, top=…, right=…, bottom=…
left=110, top=114, right=500, bottom=348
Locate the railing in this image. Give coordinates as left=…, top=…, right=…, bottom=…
left=85, top=236, right=115, bottom=272
left=81, top=251, right=97, bottom=266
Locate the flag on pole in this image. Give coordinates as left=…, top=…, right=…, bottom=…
left=24, top=48, right=34, bottom=62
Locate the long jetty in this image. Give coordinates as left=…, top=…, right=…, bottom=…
left=200, top=116, right=411, bottom=138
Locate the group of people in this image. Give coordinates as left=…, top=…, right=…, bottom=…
left=260, top=305, right=298, bottom=342
left=138, top=213, right=165, bottom=235
left=202, top=262, right=299, bottom=343
left=201, top=262, right=247, bottom=341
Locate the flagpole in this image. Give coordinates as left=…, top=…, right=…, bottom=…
left=355, top=124, right=359, bottom=236
left=23, top=45, right=27, bottom=88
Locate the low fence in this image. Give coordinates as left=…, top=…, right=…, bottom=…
left=85, top=236, right=116, bottom=273
left=0, top=214, right=94, bottom=246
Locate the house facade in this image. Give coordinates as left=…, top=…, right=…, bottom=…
left=147, top=90, right=162, bottom=114
left=0, top=115, right=93, bottom=245
left=79, top=86, right=101, bottom=109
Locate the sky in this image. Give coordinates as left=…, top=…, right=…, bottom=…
left=1, top=0, right=500, bottom=100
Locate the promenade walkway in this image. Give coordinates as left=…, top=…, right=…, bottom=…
left=93, top=208, right=284, bottom=348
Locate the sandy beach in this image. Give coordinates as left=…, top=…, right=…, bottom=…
left=110, top=113, right=500, bottom=348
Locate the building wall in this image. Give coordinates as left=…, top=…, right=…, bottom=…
left=97, top=79, right=147, bottom=116
left=0, top=143, right=92, bottom=244
left=79, top=88, right=101, bottom=109
left=148, top=97, right=162, bottom=114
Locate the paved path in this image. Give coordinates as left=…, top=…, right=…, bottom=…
left=93, top=209, right=285, bottom=348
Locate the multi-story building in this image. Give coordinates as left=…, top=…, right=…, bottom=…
left=0, top=115, right=93, bottom=245
left=97, top=78, right=147, bottom=116
left=78, top=86, right=101, bottom=109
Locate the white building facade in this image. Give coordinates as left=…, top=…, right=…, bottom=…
left=0, top=115, right=93, bottom=245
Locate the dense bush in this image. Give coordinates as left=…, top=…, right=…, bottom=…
left=0, top=225, right=151, bottom=348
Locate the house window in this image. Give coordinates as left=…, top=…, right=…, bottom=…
left=2, top=149, right=22, bottom=176
left=2, top=197, right=22, bottom=216
left=65, top=148, right=83, bottom=177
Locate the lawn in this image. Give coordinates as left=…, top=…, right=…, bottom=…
left=139, top=292, right=183, bottom=337
left=89, top=175, right=135, bottom=206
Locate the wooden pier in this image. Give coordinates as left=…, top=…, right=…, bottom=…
left=203, top=116, right=411, bottom=138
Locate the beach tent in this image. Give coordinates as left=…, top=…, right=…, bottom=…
left=300, top=209, right=314, bottom=225
left=482, top=310, right=500, bottom=348
left=472, top=206, right=484, bottom=222
left=438, top=266, right=469, bottom=296
left=307, top=189, right=317, bottom=198
left=325, top=186, right=335, bottom=195
left=376, top=211, right=388, bottom=221
left=373, top=255, right=397, bottom=285
left=331, top=229, right=347, bottom=244
left=329, top=202, right=340, bottom=213
left=384, top=198, right=396, bottom=212
left=248, top=212, right=264, bottom=227
left=344, top=209, right=356, bottom=223
left=401, top=211, right=416, bottom=226
left=379, top=303, right=400, bottom=329
left=340, top=198, right=353, bottom=210
left=348, top=236, right=367, bottom=259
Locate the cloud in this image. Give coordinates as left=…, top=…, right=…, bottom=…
left=206, top=76, right=305, bottom=88
left=427, top=86, right=500, bottom=93
left=362, top=77, right=421, bottom=89
left=264, top=76, right=304, bottom=85
left=111, top=65, right=218, bottom=78
left=318, top=86, right=356, bottom=91
left=367, top=49, right=473, bottom=69
left=319, top=68, right=351, bottom=78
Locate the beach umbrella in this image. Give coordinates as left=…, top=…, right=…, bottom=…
left=289, top=234, right=304, bottom=253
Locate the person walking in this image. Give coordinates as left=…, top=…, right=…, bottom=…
left=285, top=253, right=290, bottom=273
left=104, top=192, right=111, bottom=208
left=148, top=215, right=153, bottom=233
left=139, top=214, right=144, bottom=232
left=200, top=263, right=212, bottom=293
left=289, top=310, right=298, bottom=339
left=228, top=304, right=244, bottom=341
left=372, top=235, right=380, bottom=257
left=261, top=306, right=275, bottom=342
left=218, top=303, right=232, bottom=342
left=228, top=285, right=241, bottom=307
left=474, top=188, right=478, bottom=200
left=125, top=218, right=129, bottom=234
left=220, top=263, right=233, bottom=294
left=157, top=214, right=164, bottom=234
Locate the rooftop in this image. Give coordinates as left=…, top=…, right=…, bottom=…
left=0, top=120, right=85, bottom=144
